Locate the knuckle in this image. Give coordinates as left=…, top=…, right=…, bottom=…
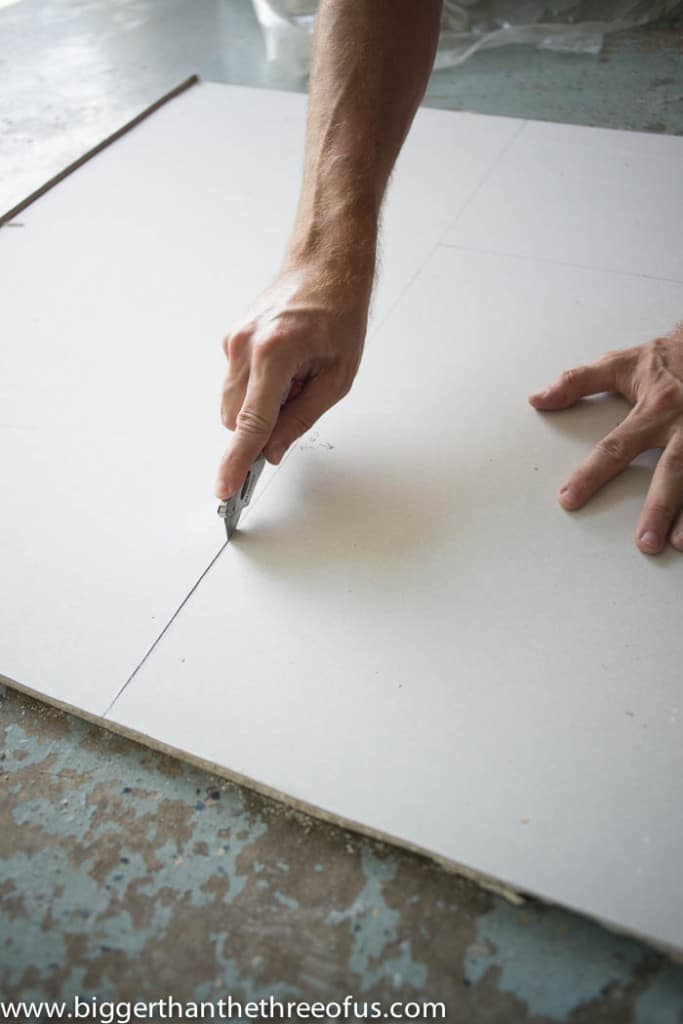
left=253, top=338, right=280, bottom=363
left=236, top=406, right=271, bottom=438
left=560, top=368, right=579, bottom=389
left=663, top=442, right=683, bottom=475
left=645, top=500, right=672, bottom=520
left=645, top=382, right=681, bottom=415
left=600, top=347, right=630, bottom=365
left=594, top=435, right=626, bottom=464
left=250, top=344, right=275, bottom=370
left=253, top=328, right=296, bottom=365
left=224, top=329, right=250, bottom=362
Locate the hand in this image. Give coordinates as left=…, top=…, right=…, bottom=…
left=215, top=263, right=370, bottom=500
left=529, top=323, right=683, bottom=555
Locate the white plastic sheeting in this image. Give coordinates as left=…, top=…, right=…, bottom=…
left=250, top=0, right=679, bottom=73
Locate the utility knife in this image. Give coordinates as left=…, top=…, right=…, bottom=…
left=217, top=453, right=266, bottom=540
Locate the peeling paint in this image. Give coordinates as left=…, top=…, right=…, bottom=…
left=635, top=962, right=683, bottom=1024
left=2, top=683, right=683, bottom=1019
left=327, top=847, right=428, bottom=993
left=464, top=899, right=661, bottom=1021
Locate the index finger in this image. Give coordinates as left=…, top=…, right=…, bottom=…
left=214, top=360, right=293, bottom=499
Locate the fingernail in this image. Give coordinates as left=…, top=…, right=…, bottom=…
left=674, top=531, right=683, bottom=548
left=639, top=530, right=659, bottom=551
left=559, top=486, right=579, bottom=508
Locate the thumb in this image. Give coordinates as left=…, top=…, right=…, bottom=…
left=263, top=371, right=343, bottom=465
left=214, top=364, right=292, bottom=499
left=528, top=360, right=617, bottom=411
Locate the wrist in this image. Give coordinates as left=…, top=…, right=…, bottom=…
left=287, top=227, right=375, bottom=267
left=284, top=226, right=376, bottom=309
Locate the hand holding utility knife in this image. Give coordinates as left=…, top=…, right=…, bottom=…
left=217, top=379, right=304, bottom=540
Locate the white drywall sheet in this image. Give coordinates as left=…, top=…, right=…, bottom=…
left=0, top=82, right=518, bottom=714
left=2, top=81, right=682, bottom=953
left=109, top=247, right=683, bottom=954
left=444, top=118, right=683, bottom=281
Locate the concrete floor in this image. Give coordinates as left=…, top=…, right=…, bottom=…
left=2, top=0, right=683, bottom=213
left=3, top=682, right=683, bottom=1021
left=2, top=0, right=683, bottom=1018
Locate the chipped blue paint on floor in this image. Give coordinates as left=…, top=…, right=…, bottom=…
left=635, top=962, right=683, bottom=1024
left=466, top=900, right=646, bottom=1020
left=2, top=685, right=683, bottom=1018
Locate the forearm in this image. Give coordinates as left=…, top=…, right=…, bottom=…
left=215, top=0, right=440, bottom=497
left=286, top=0, right=442, bottom=297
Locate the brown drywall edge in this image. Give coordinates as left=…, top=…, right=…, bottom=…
left=0, top=74, right=200, bottom=228
left=2, top=668, right=682, bottom=964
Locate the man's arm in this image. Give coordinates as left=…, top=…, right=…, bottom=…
left=215, top=0, right=442, bottom=499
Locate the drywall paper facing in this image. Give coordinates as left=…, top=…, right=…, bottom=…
left=108, top=247, right=683, bottom=954
left=444, top=118, right=683, bottom=282
left=0, top=81, right=518, bottom=713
